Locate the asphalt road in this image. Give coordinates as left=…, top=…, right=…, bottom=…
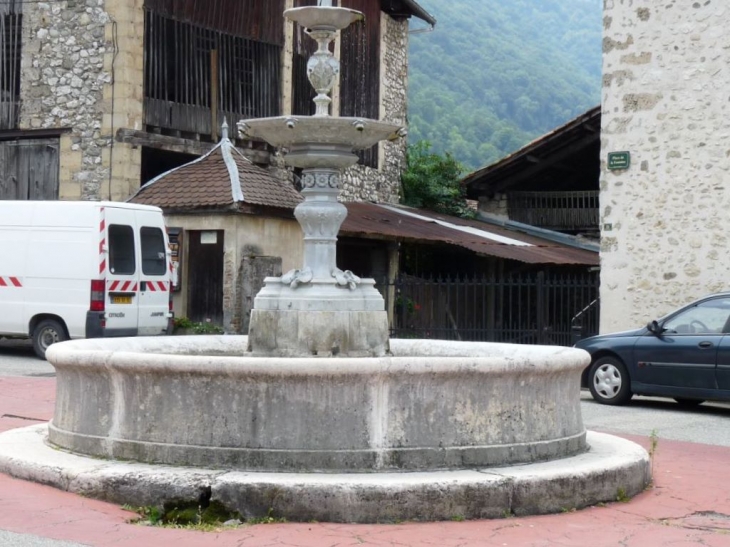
left=0, top=339, right=54, bottom=377
left=1, top=339, right=729, bottom=449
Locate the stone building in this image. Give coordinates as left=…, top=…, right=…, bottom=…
left=600, top=1, right=730, bottom=332
left=0, top=0, right=435, bottom=203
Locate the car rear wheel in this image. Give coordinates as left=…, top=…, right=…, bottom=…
left=32, top=319, right=67, bottom=360
left=588, top=356, right=632, bottom=406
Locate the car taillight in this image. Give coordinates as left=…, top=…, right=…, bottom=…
left=169, top=282, right=173, bottom=312
left=90, top=280, right=105, bottom=312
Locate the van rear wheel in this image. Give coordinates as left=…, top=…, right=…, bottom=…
left=32, top=319, right=67, bottom=360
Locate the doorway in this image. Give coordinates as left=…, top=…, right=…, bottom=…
left=187, top=230, right=224, bottom=325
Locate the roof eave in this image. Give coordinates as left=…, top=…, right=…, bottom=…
left=382, top=0, right=436, bottom=27
left=402, top=0, right=436, bottom=26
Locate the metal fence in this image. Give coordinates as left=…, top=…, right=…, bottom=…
left=379, top=271, right=600, bottom=347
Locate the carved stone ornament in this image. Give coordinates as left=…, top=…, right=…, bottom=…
left=301, top=172, right=341, bottom=190
left=332, top=268, right=361, bottom=290
left=281, top=267, right=314, bottom=289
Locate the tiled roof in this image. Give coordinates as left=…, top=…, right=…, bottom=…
left=128, top=128, right=303, bottom=212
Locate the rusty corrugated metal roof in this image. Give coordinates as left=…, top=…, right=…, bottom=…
left=342, top=203, right=599, bottom=266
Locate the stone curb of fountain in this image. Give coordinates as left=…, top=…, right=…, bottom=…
left=0, top=425, right=650, bottom=523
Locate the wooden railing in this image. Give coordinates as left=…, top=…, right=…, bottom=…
left=507, top=190, right=599, bottom=232
left=143, top=10, right=281, bottom=139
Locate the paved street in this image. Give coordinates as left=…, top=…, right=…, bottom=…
left=581, top=392, right=730, bottom=447
left=0, top=340, right=53, bottom=378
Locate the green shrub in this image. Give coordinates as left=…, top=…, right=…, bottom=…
left=173, top=317, right=224, bottom=335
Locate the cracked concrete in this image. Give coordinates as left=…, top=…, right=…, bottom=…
left=0, top=377, right=729, bottom=546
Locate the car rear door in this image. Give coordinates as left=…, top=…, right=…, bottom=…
left=135, top=211, right=170, bottom=336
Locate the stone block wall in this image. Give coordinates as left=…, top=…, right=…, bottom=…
left=340, top=13, right=409, bottom=205
left=19, top=0, right=143, bottom=202
left=600, top=1, right=730, bottom=332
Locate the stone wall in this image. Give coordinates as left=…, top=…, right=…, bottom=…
left=19, top=0, right=144, bottom=201
left=600, top=1, right=730, bottom=332
left=340, top=13, right=409, bottom=205
left=477, top=193, right=509, bottom=219
left=20, top=0, right=112, bottom=199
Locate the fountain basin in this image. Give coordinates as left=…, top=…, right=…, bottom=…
left=47, top=337, right=589, bottom=472
left=238, top=117, right=405, bottom=169
left=284, top=6, right=364, bottom=31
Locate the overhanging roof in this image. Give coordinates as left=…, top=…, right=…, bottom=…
left=380, top=0, right=436, bottom=27
left=464, top=106, right=601, bottom=198
left=342, top=203, right=598, bottom=266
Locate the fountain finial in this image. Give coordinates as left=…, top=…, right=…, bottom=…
left=221, top=118, right=229, bottom=141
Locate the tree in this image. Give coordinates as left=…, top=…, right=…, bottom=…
left=400, top=141, right=475, bottom=219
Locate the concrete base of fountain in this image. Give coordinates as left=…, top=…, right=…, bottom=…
left=0, top=426, right=650, bottom=522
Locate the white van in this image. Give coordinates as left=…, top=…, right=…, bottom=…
left=0, top=201, right=174, bottom=359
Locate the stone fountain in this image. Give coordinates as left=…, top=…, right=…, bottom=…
left=0, top=2, right=650, bottom=523
left=239, top=2, right=403, bottom=359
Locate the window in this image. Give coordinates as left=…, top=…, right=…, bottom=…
left=663, top=298, right=730, bottom=335
left=141, top=227, right=166, bottom=276
left=108, top=225, right=136, bottom=275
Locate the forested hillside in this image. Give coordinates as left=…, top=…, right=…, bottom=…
left=407, top=0, right=602, bottom=171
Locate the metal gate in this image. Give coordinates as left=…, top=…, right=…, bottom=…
left=0, top=138, right=60, bottom=200
left=381, top=271, right=600, bottom=347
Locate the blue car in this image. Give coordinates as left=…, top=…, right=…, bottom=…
left=575, top=292, right=730, bottom=406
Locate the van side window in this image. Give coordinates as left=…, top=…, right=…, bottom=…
left=109, top=225, right=136, bottom=275
left=141, top=227, right=166, bottom=276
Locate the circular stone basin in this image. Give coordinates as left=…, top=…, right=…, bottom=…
left=47, top=337, right=590, bottom=473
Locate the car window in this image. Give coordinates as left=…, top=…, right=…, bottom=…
left=663, top=298, right=730, bottom=334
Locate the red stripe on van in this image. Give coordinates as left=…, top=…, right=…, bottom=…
left=10, top=277, right=21, bottom=287
left=99, top=210, right=106, bottom=275
left=158, top=282, right=167, bottom=291
left=0, top=278, right=6, bottom=287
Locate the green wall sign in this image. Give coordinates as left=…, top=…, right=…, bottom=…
left=608, top=151, right=631, bottom=170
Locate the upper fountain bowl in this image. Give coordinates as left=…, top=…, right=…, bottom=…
left=284, top=6, right=364, bottom=31
left=238, top=116, right=407, bottom=169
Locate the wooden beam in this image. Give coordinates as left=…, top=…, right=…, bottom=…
left=211, top=49, right=219, bottom=142
left=116, top=128, right=271, bottom=164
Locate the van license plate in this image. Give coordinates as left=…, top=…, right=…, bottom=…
left=111, top=296, right=133, bottom=304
